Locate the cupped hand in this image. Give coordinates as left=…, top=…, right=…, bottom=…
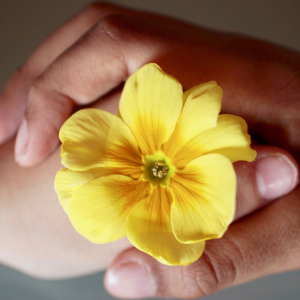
left=0, top=2, right=299, bottom=166
left=0, top=2, right=300, bottom=298
left=0, top=137, right=297, bottom=283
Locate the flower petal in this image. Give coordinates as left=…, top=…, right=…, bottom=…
left=119, top=64, right=183, bottom=155
left=68, top=175, right=150, bottom=243
left=60, top=108, right=142, bottom=176
left=55, top=168, right=109, bottom=213
left=127, top=186, right=204, bottom=266
left=164, top=81, right=222, bottom=156
left=170, top=153, right=236, bottom=244
left=173, top=114, right=256, bottom=168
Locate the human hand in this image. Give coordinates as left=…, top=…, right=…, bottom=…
left=0, top=139, right=297, bottom=283
left=1, top=2, right=300, bottom=298
left=103, top=148, right=300, bottom=299
left=1, top=2, right=299, bottom=167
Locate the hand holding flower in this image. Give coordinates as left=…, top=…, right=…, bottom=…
left=55, top=64, right=256, bottom=265
left=0, top=2, right=300, bottom=299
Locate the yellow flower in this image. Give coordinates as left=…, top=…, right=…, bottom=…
left=55, top=64, right=256, bottom=266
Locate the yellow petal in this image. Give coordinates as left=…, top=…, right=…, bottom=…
left=164, top=81, right=222, bottom=156
left=173, top=114, right=256, bottom=168
left=119, top=64, right=183, bottom=155
left=127, top=186, right=205, bottom=265
left=55, top=168, right=109, bottom=213
left=60, top=108, right=142, bottom=177
left=68, top=175, right=150, bottom=243
left=170, top=153, right=236, bottom=243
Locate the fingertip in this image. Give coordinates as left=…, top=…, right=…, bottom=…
left=254, top=146, right=299, bottom=200
left=104, top=248, right=158, bottom=299
left=15, top=118, right=60, bottom=167
left=234, top=146, right=299, bottom=220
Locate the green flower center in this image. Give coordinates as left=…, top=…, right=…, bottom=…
left=143, top=151, right=175, bottom=187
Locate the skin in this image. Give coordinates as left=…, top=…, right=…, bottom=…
left=0, top=138, right=131, bottom=279
left=0, top=2, right=300, bottom=299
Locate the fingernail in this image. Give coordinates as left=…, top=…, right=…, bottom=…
left=105, top=261, right=156, bottom=299
left=15, top=119, right=28, bottom=162
left=256, top=153, right=298, bottom=200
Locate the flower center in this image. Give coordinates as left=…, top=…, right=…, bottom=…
left=142, top=151, right=175, bottom=187
left=152, top=161, right=169, bottom=178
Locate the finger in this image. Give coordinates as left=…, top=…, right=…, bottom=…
left=233, top=145, right=298, bottom=220
left=0, top=2, right=126, bottom=144
left=15, top=10, right=300, bottom=168
left=103, top=148, right=299, bottom=299
left=14, top=13, right=168, bottom=166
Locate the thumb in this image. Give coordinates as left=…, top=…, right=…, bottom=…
left=104, top=146, right=299, bottom=299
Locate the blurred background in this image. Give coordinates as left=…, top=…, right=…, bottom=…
left=1, top=0, right=300, bottom=299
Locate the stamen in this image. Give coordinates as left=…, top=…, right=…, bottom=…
left=152, top=161, right=169, bottom=178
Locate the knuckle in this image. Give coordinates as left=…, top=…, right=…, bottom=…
left=157, top=238, right=246, bottom=299
left=157, top=263, right=209, bottom=298
left=97, top=14, right=132, bottom=42
left=180, top=259, right=218, bottom=298
left=158, top=254, right=220, bottom=298
left=178, top=253, right=221, bottom=297
left=192, top=238, right=245, bottom=295
left=96, top=13, right=149, bottom=44
left=211, top=238, right=243, bottom=285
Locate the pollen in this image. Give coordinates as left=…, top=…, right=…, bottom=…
left=152, top=161, right=169, bottom=178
